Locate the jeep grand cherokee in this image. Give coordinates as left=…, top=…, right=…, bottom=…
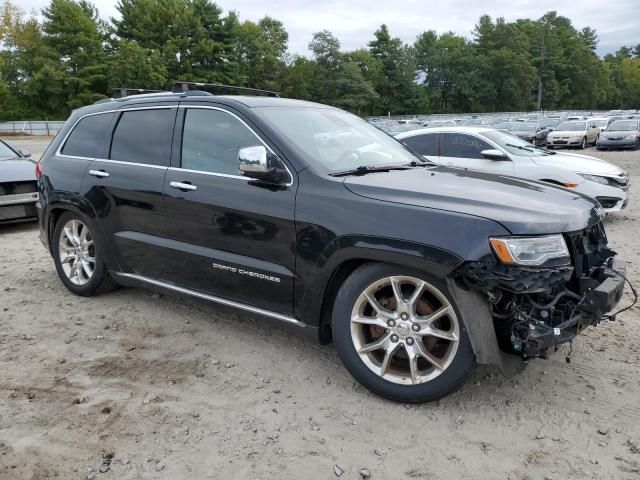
left=36, top=92, right=626, bottom=402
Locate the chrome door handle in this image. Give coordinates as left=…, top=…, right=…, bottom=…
left=89, top=169, right=109, bottom=178
left=170, top=181, right=197, bottom=191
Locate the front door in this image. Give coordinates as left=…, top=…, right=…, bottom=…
left=440, top=132, right=515, bottom=175
left=162, top=106, right=297, bottom=314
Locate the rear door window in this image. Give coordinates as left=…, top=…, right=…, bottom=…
left=401, top=133, right=439, bottom=156
left=110, top=109, right=174, bottom=166
left=61, top=113, right=116, bottom=158
left=442, top=133, right=492, bottom=159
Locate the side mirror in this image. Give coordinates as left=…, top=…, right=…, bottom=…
left=238, top=145, right=289, bottom=184
left=481, top=149, right=508, bottom=161
left=19, top=149, right=32, bottom=158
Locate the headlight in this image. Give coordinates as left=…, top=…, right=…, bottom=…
left=580, top=174, right=610, bottom=185
left=490, top=235, right=570, bottom=266
left=625, top=134, right=637, bottom=140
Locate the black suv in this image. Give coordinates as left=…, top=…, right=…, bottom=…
left=36, top=92, right=626, bottom=402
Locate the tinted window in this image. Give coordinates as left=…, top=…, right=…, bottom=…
left=401, top=133, right=439, bottom=156
left=110, top=109, right=174, bottom=166
left=61, top=113, right=115, bottom=158
left=181, top=109, right=259, bottom=175
left=442, top=133, right=492, bottom=159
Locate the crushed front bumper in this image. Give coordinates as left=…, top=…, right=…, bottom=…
left=521, top=257, right=625, bottom=356
left=457, top=256, right=626, bottom=358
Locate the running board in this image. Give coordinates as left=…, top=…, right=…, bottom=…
left=113, top=272, right=305, bottom=327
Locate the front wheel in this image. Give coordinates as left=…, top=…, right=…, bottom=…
left=332, top=263, right=475, bottom=402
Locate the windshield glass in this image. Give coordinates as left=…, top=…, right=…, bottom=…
left=607, top=120, right=638, bottom=131
left=482, top=129, right=550, bottom=157
left=254, top=107, right=423, bottom=172
left=556, top=121, right=586, bottom=131
left=515, top=122, right=537, bottom=131
left=0, top=141, right=18, bottom=158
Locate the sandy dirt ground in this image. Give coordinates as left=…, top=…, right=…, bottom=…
left=1, top=137, right=639, bottom=480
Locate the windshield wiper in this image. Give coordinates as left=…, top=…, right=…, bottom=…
left=505, top=143, right=535, bottom=153
left=329, top=165, right=414, bottom=177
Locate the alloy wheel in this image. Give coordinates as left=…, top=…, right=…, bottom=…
left=58, top=219, right=96, bottom=286
left=350, top=275, right=460, bottom=385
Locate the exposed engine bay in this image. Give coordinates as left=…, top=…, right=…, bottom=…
left=457, top=222, right=630, bottom=359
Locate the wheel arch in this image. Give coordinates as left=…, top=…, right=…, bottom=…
left=301, top=236, right=464, bottom=344
left=45, top=198, right=119, bottom=271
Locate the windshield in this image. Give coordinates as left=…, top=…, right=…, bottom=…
left=482, top=129, right=551, bottom=157
left=0, top=141, right=18, bottom=158
left=607, top=120, right=638, bottom=132
left=556, top=121, right=586, bottom=131
left=254, top=107, right=424, bottom=172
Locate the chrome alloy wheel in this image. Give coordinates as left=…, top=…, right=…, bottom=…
left=350, top=276, right=460, bottom=385
left=58, top=219, right=96, bottom=286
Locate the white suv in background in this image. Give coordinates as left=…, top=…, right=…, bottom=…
left=395, top=126, right=629, bottom=213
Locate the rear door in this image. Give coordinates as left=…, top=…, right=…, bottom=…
left=82, top=105, right=177, bottom=277
left=440, top=132, right=514, bottom=175
left=399, top=133, right=441, bottom=163
left=161, top=105, right=297, bottom=314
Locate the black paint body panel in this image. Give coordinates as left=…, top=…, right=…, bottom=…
left=37, top=94, right=605, bottom=333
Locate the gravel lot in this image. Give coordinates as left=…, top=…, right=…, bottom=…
left=1, top=137, right=639, bottom=480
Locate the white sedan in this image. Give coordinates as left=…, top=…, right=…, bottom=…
left=395, top=126, right=629, bottom=213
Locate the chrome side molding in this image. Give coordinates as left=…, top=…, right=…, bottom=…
left=113, top=272, right=305, bottom=327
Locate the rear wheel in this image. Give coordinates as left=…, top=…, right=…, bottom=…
left=52, top=212, right=116, bottom=296
left=332, top=263, right=475, bottom=402
left=580, top=137, right=587, bottom=149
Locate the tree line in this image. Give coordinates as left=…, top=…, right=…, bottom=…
left=1, top=0, right=639, bottom=120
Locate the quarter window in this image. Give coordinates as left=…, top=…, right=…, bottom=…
left=442, top=133, right=492, bottom=159
left=110, top=109, right=174, bottom=166
left=401, top=133, right=439, bottom=156
left=61, top=113, right=116, bottom=158
left=181, top=109, right=259, bottom=175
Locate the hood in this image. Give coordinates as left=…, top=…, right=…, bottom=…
left=0, top=157, right=37, bottom=183
left=343, top=167, right=602, bottom=235
left=531, top=151, right=624, bottom=176
left=548, top=130, right=584, bottom=136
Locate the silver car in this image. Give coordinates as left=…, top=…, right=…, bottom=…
left=546, top=120, right=600, bottom=149
left=395, top=127, right=629, bottom=213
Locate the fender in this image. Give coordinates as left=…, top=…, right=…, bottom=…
left=41, top=193, right=122, bottom=273
left=294, top=234, right=464, bottom=326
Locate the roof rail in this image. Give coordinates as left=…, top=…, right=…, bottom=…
left=112, top=88, right=168, bottom=99
left=173, top=81, right=280, bottom=97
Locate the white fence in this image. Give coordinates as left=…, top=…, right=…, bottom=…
left=0, top=120, right=65, bottom=136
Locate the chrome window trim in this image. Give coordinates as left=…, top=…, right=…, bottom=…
left=178, top=105, right=294, bottom=186
left=54, top=104, right=295, bottom=187
left=55, top=105, right=177, bottom=159
left=113, top=272, right=304, bottom=327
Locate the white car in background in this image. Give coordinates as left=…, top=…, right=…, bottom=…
left=395, top=127, right=629, bottom=213
left=589, top=117, right=614, bottom=132
left=546, top=120, right=600, bottom=149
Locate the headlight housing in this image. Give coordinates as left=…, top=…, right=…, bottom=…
left=490, top=235, right=570, bottom=266
left=580, top=174, right=610, bottom=185
left=625, top=134, right=637, bottom=140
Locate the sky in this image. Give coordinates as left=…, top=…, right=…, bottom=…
left=19, top=0, right=640, bottom=56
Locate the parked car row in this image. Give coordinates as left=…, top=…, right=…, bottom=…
left=395, top=126, right=629, bottom=213
left=371, top=109, right=640, bottom=151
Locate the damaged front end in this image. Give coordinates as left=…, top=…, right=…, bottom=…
left=456, top=222, right=626, bottom=359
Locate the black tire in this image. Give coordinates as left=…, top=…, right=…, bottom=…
left=52, top=211, right=117, bottom=296
left=580, top=137, right=587, bottom=149
left=332, top=263, right=475, bottom=403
